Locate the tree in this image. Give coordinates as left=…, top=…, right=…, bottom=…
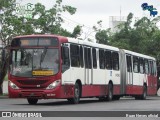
left=109, top=13, right=134, bottom=50
left=0, top=0, right=77, bottom=94
left=95, top=30, right=109, bottom=44
left=71, top=25, right=82, bottom=38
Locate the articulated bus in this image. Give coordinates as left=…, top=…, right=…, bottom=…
left=8, top=34, right=157, bottom=104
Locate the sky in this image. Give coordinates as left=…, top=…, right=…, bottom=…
left=16, top=0, right=160, bottom=39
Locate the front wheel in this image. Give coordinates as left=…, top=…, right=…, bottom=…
left=68, top=83, right=80, bottom=104
left=27, top=98, right=38, bottom=105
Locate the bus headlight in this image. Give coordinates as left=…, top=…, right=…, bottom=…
left=46, top=80, right=60, bottom=89
left=9, top=81, right=19, bottom=89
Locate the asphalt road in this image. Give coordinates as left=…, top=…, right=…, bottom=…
left=1, top=96, right=160, bottom=119
left=1, top=81, right=160, bottom=119
left=1, top=96, right=160, bottom=111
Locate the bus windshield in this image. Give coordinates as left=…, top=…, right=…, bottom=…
left=10, top=48, right=59, bottom=77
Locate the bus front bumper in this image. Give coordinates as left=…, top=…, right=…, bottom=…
left=8, top=85, right=74, bottom=99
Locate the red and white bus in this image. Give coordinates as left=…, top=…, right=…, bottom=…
left=8, top=34, right=157, bottom=104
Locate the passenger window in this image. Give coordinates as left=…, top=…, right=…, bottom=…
left=61, top=45, right=70, bottom=72
left=99, top=49, right=105, bottom=69
left=126, top=55, right=132, bottom=72
left=92, top=48, right=97, bottom=69
left=153, top=61, right=157, bottom=76
left=70, top=44, right=80, bottom=67
left=149, top=61, right=154, bottom=75
left=105, top=51, right=112, bottom=69
left=112, top=52, right=119, bottom=70
left=139, top=58, right=144, bottom=74
left=84, top=47, right=92, bottom=69
left=144, top=59, right=149, bottom=74
left=133, top=57, right=139, bottom=73
left=80, top=46, right=84, bottom=68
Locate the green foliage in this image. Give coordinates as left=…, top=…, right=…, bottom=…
left=0, top=0, right=77, bottom=94
left=71, top=25, right=82, bottom=38
left=95, top=30, right=109, bottom=44
left=94, top=13, right=160, bottom=64
left=0, top=0, right=77, bottom=46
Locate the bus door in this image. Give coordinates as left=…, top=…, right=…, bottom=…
left=84, top=47, right=92, bottom=85
left=126, top=55, right=133, bottom=85
left=148, top=60, right=157, bottom=94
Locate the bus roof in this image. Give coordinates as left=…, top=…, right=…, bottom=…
left=12, top=35, right=155, bottom=60
left=67, top=37, right=119, bottom=51
left=122, top=49, right=156, bottom=61
left=13, top=34, right=66, bottom=39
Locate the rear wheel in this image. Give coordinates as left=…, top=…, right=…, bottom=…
left=107, top=83, right=113, bottom=101
left=67, top=83, right=80, bottom=104
left=135, top=85, right=147, bottom=100
left=27, top=98, right=38, bottom=105
left=98, top=97, right=107, bottom=101
left=141, top=85, right=147, bottom=100
left=113, top=95, right=120, bottom=100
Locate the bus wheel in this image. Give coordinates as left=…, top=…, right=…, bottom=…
left=113, top=95, right=120, bottom=100
left=135, top=85, right=147, bottom=100
left=141, top=85, right=147, bottom=100
left=107, top=83, right=113, bottom=101
left=27, top=98, right=38, bottom=105
left=68, top=83, right=80, bottom=104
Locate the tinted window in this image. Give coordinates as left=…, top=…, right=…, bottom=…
left=92, top=48, right=97, bottom=69
left=139, top=58, right=144, bottom=74
left=144, top=59, right=149, bottom=74
left=84, top=47, right=92, bottom=69
left=70, top=44, right=80, bottom=67
left=62, top=46, right=70, bottom=72
left=133, top=56, right=139, bottom=73
left=80, top=46, right=84, bottom=68
left=105, top=51, right=112, bottom=69
left=112, top=52, right=119, bottom=70
left=99, top=49, right=105, bottom=69
left=127, top=55, right=132, bottom=72
left=149, top=61, right=154, bottom=75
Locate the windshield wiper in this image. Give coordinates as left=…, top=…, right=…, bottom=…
left=40, top=47, right=48, bottom=67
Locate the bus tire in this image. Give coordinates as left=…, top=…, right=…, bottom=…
left=107, top=83, right=113, bottom=101
left=141, top=85, right=147, bottom=100
left=135, top=85, right=147, bottom=100
left=27, top=98, right=38, bottom=105
left=113, top=95, right=120, bottom=100
left=68, top=83, right=80, bottom=104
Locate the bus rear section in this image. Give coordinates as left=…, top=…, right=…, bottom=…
left=119, top=49, right=157, bottom=99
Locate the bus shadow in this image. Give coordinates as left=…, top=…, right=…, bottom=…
left=14, top=97, right=157, bottom=106
left=15, top=98, right=118, bottom=106
left=35, top=99, right=109, bottom=106
left=32, top=98, right=137, bottom=106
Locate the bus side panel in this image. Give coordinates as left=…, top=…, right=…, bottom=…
left=81, top=85, right=107, bottom=97
left=147, top=75, right=157, bottom=95
left=112, top=70, right=121, bottom=95
left=125, top=85, right=143, bottom=95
